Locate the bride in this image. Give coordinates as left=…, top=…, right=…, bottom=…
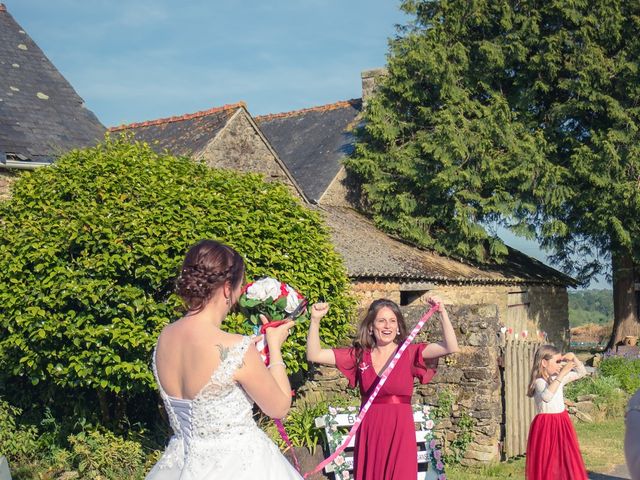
left=146, top=239, right=301, bottom=479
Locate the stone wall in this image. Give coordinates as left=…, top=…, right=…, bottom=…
left=318, top=167, right=350, bottom=207
left=0, top=170, right=17, bottom=200
left=300, top=304, right=503, bottom=465
left=196, top=110, right=302, bottom=199
left=360, top=68, right=388, bottom=107
left=350, top=280, right=569, bottom=348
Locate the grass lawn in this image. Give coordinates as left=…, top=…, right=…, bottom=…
left=445, top=417, right=625, bottom=479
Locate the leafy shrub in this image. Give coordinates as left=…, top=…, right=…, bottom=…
left=447, top=411, right=475, bottom=465
left=264, top=399, right=330, bottom=454
left=429, top=389, right=475, bottom=465
left=564, top=375, right=628, bottom=418
left=0, top=135, right=354, bottom=428
left=68, top=429, right=145, bottom=479
left=599, top=356, right=640, bottom=394
left=0, top=398, right=40, bottom=464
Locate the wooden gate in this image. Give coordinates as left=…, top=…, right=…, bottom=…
left=502, top=339, right=541, bottom=458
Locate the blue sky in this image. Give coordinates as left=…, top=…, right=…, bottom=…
left=5, top=0, right=408, bottom=126
left=4, top=0, right=610, bottom=289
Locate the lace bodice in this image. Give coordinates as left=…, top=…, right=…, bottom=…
left=147, top=336, right=301, bottom=479
left=151, top=337, right=258, bottom=469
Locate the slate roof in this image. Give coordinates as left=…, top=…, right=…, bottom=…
left=255, top=99, right=361, bottom=203
left=319, top=205, right=576, bottom=286
left=0, top=4, right=105, bottom=162
left=109, top=103, right=244, bottom=156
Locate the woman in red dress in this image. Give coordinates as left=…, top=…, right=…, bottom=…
left=306, top=298, right=458, bottom=480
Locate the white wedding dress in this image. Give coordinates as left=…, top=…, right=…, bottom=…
left=146, top=336, right=302, bottom=480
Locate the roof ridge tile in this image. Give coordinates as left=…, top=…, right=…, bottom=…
left=109, top=102, right=246, bottom=132
left=255, top=98, right=361, bottom=122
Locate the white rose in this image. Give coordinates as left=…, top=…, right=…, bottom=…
left=246, top=277, right=281, bottom=301
left=334, top=455, right=345, bottom=466
left=284, top=285, right=301, bottom=313
left=425, top=419, right=435, bottom=430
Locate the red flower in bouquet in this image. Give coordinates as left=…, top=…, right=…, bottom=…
left=238, top=277, right=308, bottom=365
left=238, top=276, right=307, bottom=327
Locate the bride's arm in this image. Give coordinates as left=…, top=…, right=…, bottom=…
left=234, top=322, right=294, bottom=419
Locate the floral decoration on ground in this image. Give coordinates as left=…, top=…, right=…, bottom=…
left=319, top=404, right=446, bottom=479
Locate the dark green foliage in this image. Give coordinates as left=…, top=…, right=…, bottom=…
left=564, top=375, right=627, bottom=417
left=0, top=135, right=353, bottom=429
left=569, top=289, right=614, bottom=326
left=67, top=429, right=146, bottom=479
left=262, top=399, right=330, bottom=455
left=347, top=0, right=544, bottom=262
left=599, top=356, right=640, bottom=394
left=0, top=396, right=152, bottom=480
left=347, top=0, right=640, bottom=283
left=0, top=398, right=40, bottom=465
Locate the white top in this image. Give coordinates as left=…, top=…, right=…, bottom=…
left=533, top=361, right=587, bottom=414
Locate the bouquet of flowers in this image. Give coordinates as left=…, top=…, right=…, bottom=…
left=238, top=276, right=308, bottom=364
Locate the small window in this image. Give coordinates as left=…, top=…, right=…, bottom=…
left=400, top=290, right=428, bottom=306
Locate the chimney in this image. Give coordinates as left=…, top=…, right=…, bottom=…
left=0, top=4, right=6, bottom=12
left=361, top=67, right=388, bottom=107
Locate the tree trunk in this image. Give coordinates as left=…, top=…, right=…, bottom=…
left=606, top=250, right=640, bottom=350
left=97, top=389, right=111, bottom=425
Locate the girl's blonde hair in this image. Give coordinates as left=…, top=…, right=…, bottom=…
left=527, top=344, right=561, bottom=397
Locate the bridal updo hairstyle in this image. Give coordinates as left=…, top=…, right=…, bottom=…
left=176, top=239, right=245, bottom=313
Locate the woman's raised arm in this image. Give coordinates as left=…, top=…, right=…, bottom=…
left=306, top=303, right=336, bottom=365
left=422, top=297, right=459, bottom=359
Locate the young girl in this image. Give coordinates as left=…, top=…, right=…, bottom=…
left=526, top=344, right=588, bottom=480
left=307, top=298, right=458, bottom=480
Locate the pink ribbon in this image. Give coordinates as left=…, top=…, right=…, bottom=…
left=274, top=418, right=301, bottom=471
left=302, top=302, right=440, bottom=478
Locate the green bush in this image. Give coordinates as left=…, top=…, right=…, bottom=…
left=0, top=135, right=354, bottom=429
left=263, top=399, right=330, bottom=454
left=565, top=375, right=628, bottom=417
left=68, top=429, right=145, bottom=480
left=599, top=356, right=640, bottom=394
left=0, top=398, right=40, bottom=464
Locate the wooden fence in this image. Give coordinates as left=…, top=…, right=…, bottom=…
left=502, top=339, right=542, bottom=458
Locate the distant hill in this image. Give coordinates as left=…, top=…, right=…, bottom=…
left=568, top=289, right=613, bottom=327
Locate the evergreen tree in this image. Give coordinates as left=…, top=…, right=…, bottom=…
left=347, top=0, right=640, bottom=346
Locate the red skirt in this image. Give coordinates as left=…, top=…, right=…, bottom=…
left=526, top=410, right=587, bottom=480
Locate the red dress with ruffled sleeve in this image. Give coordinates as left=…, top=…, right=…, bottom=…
left=332, top=344, right=438, bottom=480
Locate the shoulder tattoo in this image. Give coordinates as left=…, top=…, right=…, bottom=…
left=217, top=344, right=229, bottom=362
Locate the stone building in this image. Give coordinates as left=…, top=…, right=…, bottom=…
left=0, top=4, right=105, bottom=199
left=256, top=98, right=574, bottom=348
left=106, top=69, right=574, bottom=464
left=109, top=103, right=306, bottom=201
left=256, top=90, right=575, bottom=464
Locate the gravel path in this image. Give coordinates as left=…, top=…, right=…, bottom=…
left=589, top=464, right=631, bottom=480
